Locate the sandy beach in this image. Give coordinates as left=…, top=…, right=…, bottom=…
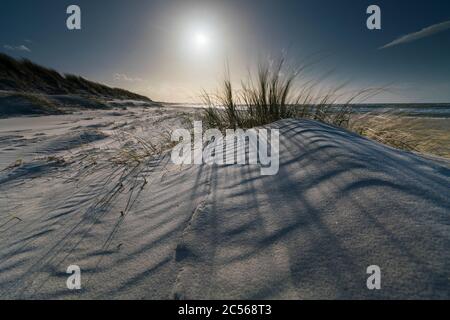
left=0, top=105, right=448, bottom=299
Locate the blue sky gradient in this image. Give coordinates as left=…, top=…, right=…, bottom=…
left=1, top=0, right=449, bottom=102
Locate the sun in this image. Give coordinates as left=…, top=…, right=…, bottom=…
left=181, top=24, right=216, bottom=58
left=194, top=32, right=210, bottom=49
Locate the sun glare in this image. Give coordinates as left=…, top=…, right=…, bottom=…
left=194, top=32, right=209, bottom=48
left=180, top=21, right=219, bottom=61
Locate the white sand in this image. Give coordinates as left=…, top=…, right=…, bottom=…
left=0, top=109, right=449, bottom=299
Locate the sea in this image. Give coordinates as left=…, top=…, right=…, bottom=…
left=166, top=103, right=450, bottom=118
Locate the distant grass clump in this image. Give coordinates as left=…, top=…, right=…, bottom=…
left=348, top=112, right=420, bottom=152
left=0, top=53, right=151, bottom=101
left=201, top=58, right=427, bottom=153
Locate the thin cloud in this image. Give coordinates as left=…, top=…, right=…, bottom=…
left=380, top=20, right=450, bottom=49
left=114, top=73, right=144, bottom=82
left=3, top=44, right=31, bottom=52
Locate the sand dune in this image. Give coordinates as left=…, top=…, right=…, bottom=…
left=0, top=109, right=448, bottom=299
left=174, top=119, right=450, bottom=299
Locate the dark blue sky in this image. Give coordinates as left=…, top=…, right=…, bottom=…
left=1, top=0, right=449, bottom=102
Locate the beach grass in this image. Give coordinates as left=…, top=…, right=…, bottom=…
left=201, top=58, right=445, bottom=156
